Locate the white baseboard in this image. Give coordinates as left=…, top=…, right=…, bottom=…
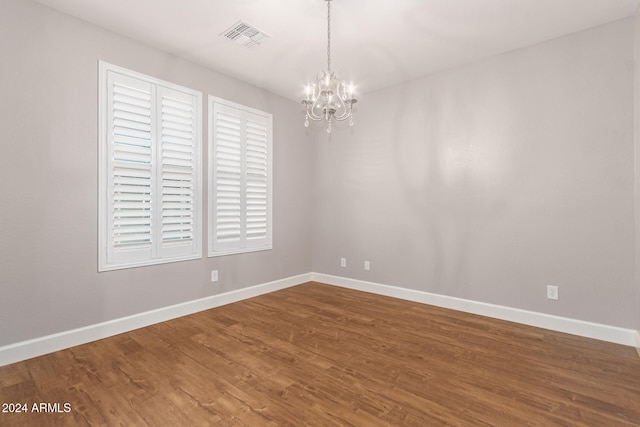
left=311, top=273, right=639, bottom=348
left=2, top=271, right=637, bottom=367
left=0, top=273, right=312, bottom=367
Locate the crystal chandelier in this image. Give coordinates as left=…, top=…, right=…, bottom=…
left=302, top=0, right=357, bottom=133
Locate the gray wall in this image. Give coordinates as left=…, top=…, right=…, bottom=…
left=0, top=0, right=312, bottom=347
left=311, top=18, right=637, bottom=328
left=635, top=11, right=640, bottom=337
left=1, top=0, right=637, bottom=349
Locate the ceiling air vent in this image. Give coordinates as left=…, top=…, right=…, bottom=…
left=220, top=20, right=270, bottom=49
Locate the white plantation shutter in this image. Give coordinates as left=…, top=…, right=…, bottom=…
left=209, top=97, right=272, bottom=257
left=99, top=62, right=202, bottom=271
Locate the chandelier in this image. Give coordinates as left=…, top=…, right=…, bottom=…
left=302, top=0, right=357, bottom=133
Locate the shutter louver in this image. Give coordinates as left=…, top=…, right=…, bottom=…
left=159, top=88, right=198, bottom=257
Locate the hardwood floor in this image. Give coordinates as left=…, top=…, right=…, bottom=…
left=1, top=282, right=639, bottom=426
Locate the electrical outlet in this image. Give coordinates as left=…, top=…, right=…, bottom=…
left=211, top=270, right=219, bottom=282
left=547, top=285, right=558, bottom=300
left=364, top=261, right=370, bottom=271
left=341, top=258, right=346, bottom=268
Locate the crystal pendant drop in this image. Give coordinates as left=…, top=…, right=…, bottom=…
left=305, top=117, right=309, bottom=127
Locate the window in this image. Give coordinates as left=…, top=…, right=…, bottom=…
left=98, top=61, right=202, bottom=271
left=209, top=96, right=272, bottom=257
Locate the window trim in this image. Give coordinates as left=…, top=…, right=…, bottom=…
left=98, top=61, right=203, bottom=271
left=208, top=96, right=273, bottom=258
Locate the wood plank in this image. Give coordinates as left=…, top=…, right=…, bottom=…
left=1, top=282, right=639, bottom=426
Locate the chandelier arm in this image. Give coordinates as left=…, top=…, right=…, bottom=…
left=331, top=96, right=349, bottom=121
left=305, top=113, right=328, bottom=122
left=332, top=112, right=353, bottom=122
left=304, top=101, right=326, bottom=121
left=332, top=88, right=354, bottom=121
left=312, top=99, right=328, bottom=119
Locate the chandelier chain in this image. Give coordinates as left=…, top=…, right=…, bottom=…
left=326, top=0, right=331, bottom=72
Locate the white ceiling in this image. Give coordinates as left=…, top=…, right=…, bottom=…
left=34, top=0, right=639, bottom=101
